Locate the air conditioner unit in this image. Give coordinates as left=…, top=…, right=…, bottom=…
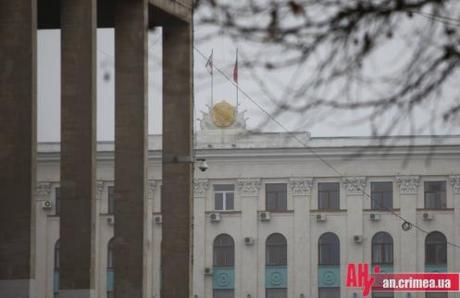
left=353, top=235, right=363, bottom=243
left=41, top=200, right=53, bottom=210
left=209, top=212, right=221, bottom=223
left=154, top=215, right=162, bottom=225
left=204, top=267, right=213, bottom=275
left=244, top=237, right=255, bottom=246
left=316, top=214, right=327, bottom=222
left=107, top=216, right=115, bottom=225
left=423, top=212, right=434, bottom=221
left=260, top=211, right=271, bottom=222
left=369, top=213, right=381, bottom=221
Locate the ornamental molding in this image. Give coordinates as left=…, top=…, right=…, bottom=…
left=96, top=180, right=104, bottom=200
left=343, top=177, right=366, bottom=195
left=36, top=182, right=51, bottom=198
left=396, top=176, right=420, bottom=194
left=449, top=176, right=460, bottom=194
left=289, top=178, right=313, bottom=196
left=237, top=178, right=261, bottom=197
left=193, top=179, right=209, bottom=197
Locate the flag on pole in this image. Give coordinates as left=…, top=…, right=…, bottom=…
left=205, top=50, right=213, bottom=74
left=233, top=49, right=238, bottom=84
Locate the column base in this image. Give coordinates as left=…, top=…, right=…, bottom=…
left=59, top=289, right=95, bottom=298
left=0, top=279, right=34, bottom=298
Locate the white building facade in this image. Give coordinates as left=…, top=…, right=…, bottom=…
left=34, top=103, right=460, bottom=298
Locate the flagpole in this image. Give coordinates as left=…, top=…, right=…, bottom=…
left=236, top=48, right=239, bottom=112
left=211, top=49, right=214, bottom=107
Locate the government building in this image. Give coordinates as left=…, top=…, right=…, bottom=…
left=34, top=101, right=460, bottom=298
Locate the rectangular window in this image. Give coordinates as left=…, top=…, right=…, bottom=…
left=319, top=287, right=340, bottom=298
left=55, top=187, right=61, bottom=216
left=214, top=184, right=235, bottom=211
left=266, top=183, right=287, bottom=212
left=372, top=292, right=394, bottom=298
left=266, top=288, right=287, bottom=298
left=108, top=186, right=114, bottom=214
left=213, top=290, right=234, bottom=298
left=424, top=181, right=446, bottom=209
left=371, top=182, right=393, bottom=210
left=318, top=183, right=339, bottom=210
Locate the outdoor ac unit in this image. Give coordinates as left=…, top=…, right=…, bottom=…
left=353, top=235, right=363, bottom=243
left=316, top=214, right=327, bottom=222
left=423, top=212, right=434, bottom=221
left=41, top=200, right=53, bottom=210
left=260, top=211, right=271, bottom=222
left=204, top=267, right=213, bottom=275
left=369, top=213, right=381, bottom=221
left=154, top=215, right=162, bottom=225
left=107, top=216, right=115, bottom=225
left=244, top=237, right=255, bottom=246
left=209, top=212, right=221, bottom=223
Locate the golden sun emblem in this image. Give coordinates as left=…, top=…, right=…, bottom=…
left=212, top=101, right=236, bottom=128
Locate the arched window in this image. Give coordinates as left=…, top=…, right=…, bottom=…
left=213, top=234, right=234, bottom=267
left=107, top=238, right=115, bottom=298
left=318, top=232, right=340, bottom=265
left=425, top=232, right=447, bottom=265
left=213, top=234, right=235, bottom=298
left=318, top=233, right=340, bottom=298
left=372, top=232, right=393, bottom=265
left=266, top=233, right=287, bottom=266
left=54, top=240, right=60, bottom=298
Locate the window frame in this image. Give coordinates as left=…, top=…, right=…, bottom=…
left=265, top=183, right=288, bottom=212
left=318, top=182, right=340, bottom=210
left=107, top=186, right=114, bottom=215
left=266, top=233, right=288, bottom=266
left=318, top=232, right=340, bottom=266
left=371, top=232, right=394, bottom=265
left=424, top=181, right=447, bottom=210
left=370, top=182, right=393, bottom=211
left=213, top=234, right=235, bottom=267
left=425, top=231, right=447, bottom=265
left=214, top=184, right=235, bottom=211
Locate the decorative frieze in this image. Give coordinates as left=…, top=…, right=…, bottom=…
left=193, top=179, right=209, bottom=197
left=36, top=182, right=52, bottom=198
left=343, top=177, right=366, bottom=195
left=289, top=178, right=313, bottom=196
left=449, top=176, right=460, bottom=194
left=396, top=176, right=420, bottom=194
left=237, top=178, right=261, bottom=197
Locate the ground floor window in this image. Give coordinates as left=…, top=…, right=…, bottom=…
left=372, top=292, right=394, bottom=298
left=426, top=293, right=448, bottom=298
left=266, top=288, right=287, bottom=298
left=319, top=287, right=340, bottom=298
left=213, top=289, right=234, bottom=298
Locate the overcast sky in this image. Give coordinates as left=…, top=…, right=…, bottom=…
left=37, top=26, right=460, bottom=142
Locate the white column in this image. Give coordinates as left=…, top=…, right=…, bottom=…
left=238, top=178, right=261, bottom=298
left=290, top=178, right=313, bottom=298
left=35, top=182, right=52, bottom=298
left=192, top=179, right=209, bottom=298
left=449, top=176, right=460, bottom=273
left=396, top=176, right=420, bottom=273
left=344, top=177, right=366, bottom=298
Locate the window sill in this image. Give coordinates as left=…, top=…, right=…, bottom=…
left=205, top=210, right=242, bottom=214
left=310, top=209, right=347, bottom=213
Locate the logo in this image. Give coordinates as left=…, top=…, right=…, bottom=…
left=346, top=263, right=460, bottom=297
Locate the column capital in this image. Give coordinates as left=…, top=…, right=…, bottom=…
left=396, top=176, right=420, bottom=194
left=449, top=176, right=460, bottom=194
left=289, top=178, right=313, bottom=196
left=342, top=177, right=366, bottom=195
left=36, top=182, right=52, bottom=198
left=237, top=178, right=261, bottom=197
left=193, top=179, right=209, bottom=197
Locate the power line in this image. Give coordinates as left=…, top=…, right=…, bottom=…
left=194, top=45, right=460, bottom=250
